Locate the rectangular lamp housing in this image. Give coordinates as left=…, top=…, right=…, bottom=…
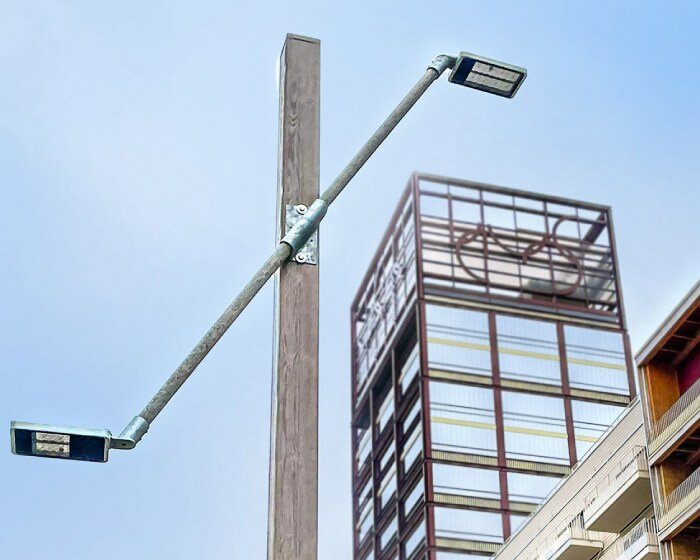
left=11, top=421, right=111, bottom=463
left=448, top=52, right=527, bottom=98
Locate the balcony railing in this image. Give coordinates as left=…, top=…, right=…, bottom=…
left=647, top=377, right=700, bottom=457
left=596, top=518, right=658, bottom=560
left=539, top=515, right=605, bottom=560
left=583, top=447, right=650, bottom=531
left=658, top=465, right=700, bottom=531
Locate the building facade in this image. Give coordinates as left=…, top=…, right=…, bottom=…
left=491, top=399, right=657, bottom=560
left=636, top=282, right=700, bottom=560
left=350, top=173, right=637, bottom=560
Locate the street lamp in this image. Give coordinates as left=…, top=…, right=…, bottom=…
left=10, top=49, right=526, bottom=462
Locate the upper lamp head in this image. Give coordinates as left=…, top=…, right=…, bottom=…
left=448, top=52, right=527, bottom=98
left=11, top=421, right=111, bottom=463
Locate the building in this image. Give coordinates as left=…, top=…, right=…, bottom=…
left=636, top=282, right=700, bottom=560
left=491, top=399, right=656, bottom=560
left=350, top=173, right=637, bottom=560
left=488, top=282, right=699, bottom=560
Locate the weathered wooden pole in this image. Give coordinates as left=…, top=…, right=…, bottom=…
left=268, top=34, right=320, bottom=560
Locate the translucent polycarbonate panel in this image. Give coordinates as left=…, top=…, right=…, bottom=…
left=432, top=463, right=500, bottom=499
left=466, top=72, right=515, bottom=94
left=429, top=382, right=497, bottom=456
left=379, top=516, right=398, bottom=550
left=378, top=440, right=395, bottom=473
left=426, top=304, right=491, bottom=377
left=356, top=427, right=371, bottom=471
left=510, top=513, right=530, bottom=534
left=565, top=325, right=630, bottom=395
left=502, top=391, right=569, bottom=465
left=572, top=400, right=625, bottom=458
left=399, top=345, right=420, bottom=394
left=497, top=315, right=561, bottom=386
left=377, top=389, right=394, bottom=434
left=402, top=398, right=421, bottom=436
left=358, top=502, right=373, bottom=542
left=378, top=469, right=397, bottom=511
left=402, top=478, right=424, bottom=518
left=507, top=471, right=561, bottom=504
left=402, top=426, right=423, bottom=474
left=434, top=507, right=504, bottom=543
left=404, top=522, right=426, bottom=558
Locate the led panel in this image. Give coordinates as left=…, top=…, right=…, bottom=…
left=448, top=52, right=527, bottom=98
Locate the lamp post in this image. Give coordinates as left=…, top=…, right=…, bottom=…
left=10, top=48, right=526, bottom=463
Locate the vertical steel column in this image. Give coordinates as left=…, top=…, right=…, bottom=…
left=268, top=33, right=320, bottom=560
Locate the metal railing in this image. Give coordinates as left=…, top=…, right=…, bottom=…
left=596, top=518, right=658, bottom=560
left=539, top=515, right=604, bottom=560
left=658, top=465, right=700, bottom=530
left=647, top=376, right=700, bottom=455
left=583, top=447, right=648, bottom=521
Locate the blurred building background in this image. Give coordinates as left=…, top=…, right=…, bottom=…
left=350, top=173, right=637, bottom=559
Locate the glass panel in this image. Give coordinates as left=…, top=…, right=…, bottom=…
left=402, top=398, right=421, bottom=437
left=399, top=345, right=420, bottom=394
left=380, top=516, right=398, bottom=550
left=572, top=400, right=625, bottom=458
left=377, top=389, right=395, bottom=434
left=497, top=315, right=561, bottom=386
left=432, top=464, right=500, bottom=500
left=379, top=440, right=396, bottom=473
left=507, top=471, right=560, bottom=504
left=356, top=426, right=371, bottom=472
left=434, top=507, right=504, bottom=543
left=402, top=479, right=424, bottom=517
left=404, top=522, right=426, bottom=558
left=378, top=469, right=397, bottom=511
left=510, top=513, right=530, bottom=533
left=401, top=425, right=423, bottom=474
left=565, top=325, right=629, bottom=395
left=429, top=382, right=497, bottom=457
left=502, top=391, right=569, bottom=465
left=358, top=501, right=373, bottom=542
left=426, top=304, right=491, bottom=378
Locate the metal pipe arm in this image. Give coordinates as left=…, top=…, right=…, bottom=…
left=127, top=55, right=454, bottom=438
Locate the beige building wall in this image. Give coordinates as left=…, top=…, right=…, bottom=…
left=493, top=399, right=651, bottom=560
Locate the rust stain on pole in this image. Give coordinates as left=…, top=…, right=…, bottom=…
left=268, top=33, right=320, bottom=560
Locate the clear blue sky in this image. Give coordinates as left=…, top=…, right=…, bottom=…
left=1, top=2, right=698, bottom=558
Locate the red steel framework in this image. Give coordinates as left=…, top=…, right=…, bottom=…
left=350, top=173, right=636, bottom=560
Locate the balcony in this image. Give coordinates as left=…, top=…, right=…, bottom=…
left=647, top=377, right=700, bottom=466
left=596, top=518, right=660, bottom=560
left=657, top=465, right=700, bottom=540
left=583, top=447, right=652, bottom=532
left=539, top=517, right=605, bottom=560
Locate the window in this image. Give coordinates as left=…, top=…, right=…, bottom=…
left=399, top=345, right=420, bottom=394
left=565, top=326, right=629, bottom=395
left=426, top=305, right=492, bottom=378
left=377, top=389, right=394, bottom=435
left=404, top=522, right=426, bottom=558
left=571, top=400, right=624, bottom=458
left=378, top=440, right=395, bottom=474
left=497, top=315, right=561, bottom=386
left=502, top=391, right=569, bottom=465
left=507, top=471, right=560, bottom=504
left=378, top=469, right=397, bottom=512
left=434, top=507, right=504, bottom=543
left=432, top=464, right=500, bottom=500
left=357, top=499, right=373, bottom=543
left=402, top=426, right=423, bottom=474
left=379, top=516, right=398, bottom=551
left=510, top=513, right=530, bottom=534
left=402, top=479, right=424, bottom=518
left=429, top=382, right=497, bottom=457
left=401, top=398, right=421, bottom=437
left=356, top=427, right=371, bottom=472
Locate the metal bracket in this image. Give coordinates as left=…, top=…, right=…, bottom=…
left=110, top=416, right=149, bottom=450
left=284, top=203, right=320, bottom=265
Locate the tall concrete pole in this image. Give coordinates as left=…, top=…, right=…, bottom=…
left=268, top=34, right=320, bottom=560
